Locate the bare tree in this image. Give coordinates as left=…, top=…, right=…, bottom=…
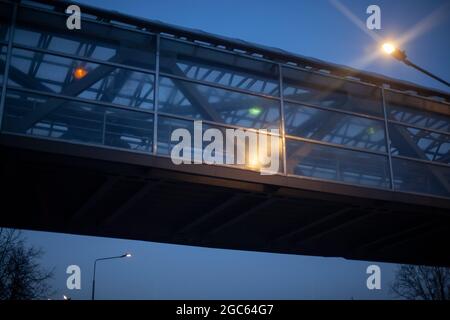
left=0, top=228, right=54, bottom=300
left=391, top=264, right=450, bottom=300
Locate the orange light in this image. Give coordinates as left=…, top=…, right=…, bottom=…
left=247, top=151, right=261, bottom=170
left=73, top=67, right=88, bottom=80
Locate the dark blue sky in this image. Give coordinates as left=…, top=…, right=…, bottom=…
left=21, top=0, right=450, bottom=300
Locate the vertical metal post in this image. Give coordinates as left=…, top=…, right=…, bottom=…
left=278, top=64, right=287, bottom=175
left=381, top=87, right=395, bottom=190
left=152, top=34, right=160, bottom=155
left=102, top=112, right=107, bottom=145
left=91, top=260, right=97, bottom=300
left=0, top=3, right=18, bottom=132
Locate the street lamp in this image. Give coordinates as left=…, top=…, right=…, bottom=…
left=91, top=253, right=132, bottom=300
left=381, top=42, right=450, bottom=87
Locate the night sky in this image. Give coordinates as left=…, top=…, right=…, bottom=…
left=18, top=0, right=450, bottom=300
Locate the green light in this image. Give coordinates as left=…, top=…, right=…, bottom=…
left=367, top=127, right=376, bottom=135
left=249, top=106, right=262, bottom=116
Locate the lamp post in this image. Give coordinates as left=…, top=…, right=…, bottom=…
left=91, top=253, right=132, bottom=300
left=381, top=42, right=450, bottom=87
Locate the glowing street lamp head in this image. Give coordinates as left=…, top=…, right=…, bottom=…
left=125, top=253, right=132, bottom=258
left=382, top=43, right=396, bottom=55
left=73, top=66, right=88, bottom=80
left=381, top=42, right=407, bottom=62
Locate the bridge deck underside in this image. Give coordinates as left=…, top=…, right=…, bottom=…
left=1, top=143, right=450, bottom=267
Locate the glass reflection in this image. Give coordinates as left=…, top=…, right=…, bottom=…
left=159, top=76, right=280, bottom=130
left=3, top=90, right=154, bottom=152
left=8, top=48, right=154, bottom=110
left=286, top=139, right=390, bottom=188
left=160, top=38, right=279, bottom=96
left=393, top=158, right=450, bottom=197
left=285, top=102, right=386, bottom=152
left=283, top=67, right=383, bottom=117
left=14, top=6, right=156, bottom=70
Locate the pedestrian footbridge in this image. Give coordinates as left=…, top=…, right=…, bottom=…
left=1, top=0, right=449, bottom=267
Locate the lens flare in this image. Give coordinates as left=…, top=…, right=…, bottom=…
left=249, top=106, right=262, bottom=116
left=247, top=151, right=260, bottom=169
